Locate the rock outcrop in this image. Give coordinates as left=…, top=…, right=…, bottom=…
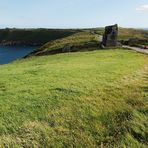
left=102, top=24, right=118, bottom=47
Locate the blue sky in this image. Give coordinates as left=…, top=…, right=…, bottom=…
left=0, top=0, right=148, bottom=28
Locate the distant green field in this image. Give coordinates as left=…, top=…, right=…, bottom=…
left=0, top=49, right=148, bottom=147
left=118, top=28, right=148, bottom=40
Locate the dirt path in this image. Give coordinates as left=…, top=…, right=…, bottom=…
left=123, top=46, right=148, bottom=54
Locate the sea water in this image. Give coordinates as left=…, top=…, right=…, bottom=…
left=0, top=46, right=37, bottom=64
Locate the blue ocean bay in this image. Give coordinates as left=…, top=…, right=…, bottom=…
left=0, top=46, right=37, bottom=64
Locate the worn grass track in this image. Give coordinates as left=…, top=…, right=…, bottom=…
left=0, top=48, right=147, bottom=147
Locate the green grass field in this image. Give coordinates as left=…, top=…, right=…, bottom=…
left=0, top=48, right=148, bottom=147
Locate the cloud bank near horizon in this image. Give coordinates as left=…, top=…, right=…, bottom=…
left=136, top=4, right=148, bottom=11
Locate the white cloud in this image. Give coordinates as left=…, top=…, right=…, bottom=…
left=136, top=5, right=148, bottom=11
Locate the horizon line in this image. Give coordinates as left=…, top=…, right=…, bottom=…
left=0, top=26, right=147, bottom=30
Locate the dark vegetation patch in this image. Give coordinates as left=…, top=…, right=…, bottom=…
left=0, top=28, right=79, bottom=46
left=126, top=99, right=144, bottom=108
left=125, top=76, right=148, bottom=145
left=99, top=110, right=133, bottom=146
left=131, top=129, right=148, bottom=144
left=53, top=87, right=82, bottom=95
left=0, top=83, right=7, bottom=92
left=143, top=86, right=148, bottom=93
left=121, top=38, right=148, bottom=47
left=129, top=110, right=148, bottom=145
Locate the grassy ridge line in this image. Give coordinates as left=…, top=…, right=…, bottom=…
left=0, top=49, right=147, bottom=147
left=29, top=31, right=98, bottom=56
left=28, top=28, right=148, bottom=56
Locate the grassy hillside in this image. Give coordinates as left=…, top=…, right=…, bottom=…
left=118, top=28, right=148, bottom=40
left=30, top=31, right=99, bottom=56
left=0, top=49, right=148, bottom=147
left=28, top=28, right=148, bottom=56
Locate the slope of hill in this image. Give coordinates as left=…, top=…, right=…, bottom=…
left=118, top=28, right=148, bottom=40
left=0, top=49, right=147, bottom=147
left=0, top=28, right=79, bottom=46
left=29, top=31, right=100, bottom=56
left=28, top=27, right=148, bottom=56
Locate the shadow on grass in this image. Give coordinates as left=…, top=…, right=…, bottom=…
left=143, top=87, right=148, bottom=92
left=125, top=72, right=148, bottom=145
left=98, top=110, right=133, bottom=146
left=0, top=83, right=7, bottom=92
left=51, top=87, right=83, bottom=95
left=142, top=75, right=148, bottom=93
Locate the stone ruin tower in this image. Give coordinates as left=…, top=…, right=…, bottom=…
left=102, top=24, right=118, bottom=47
